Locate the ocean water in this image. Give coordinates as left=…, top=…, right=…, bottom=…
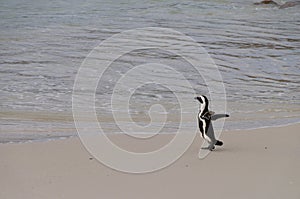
left=1, top=0, right=300, bottom=143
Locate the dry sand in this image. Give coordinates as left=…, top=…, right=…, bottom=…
left=1, top=123, right=300, bottom=199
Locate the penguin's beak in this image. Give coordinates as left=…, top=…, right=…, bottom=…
left=194, top=97, right=200, bottom=102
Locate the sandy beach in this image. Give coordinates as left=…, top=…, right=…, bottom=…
left=1, top=0, right=300, bottom=198
left=1, top=123, right=299, bottom=199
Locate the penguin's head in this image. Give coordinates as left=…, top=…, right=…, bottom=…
left=194, top=95, right=209, bottom=105
left=195, top=95, right=209, bottom=112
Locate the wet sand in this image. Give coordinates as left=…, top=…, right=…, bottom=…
left=1, top=123, right=300, bottom=199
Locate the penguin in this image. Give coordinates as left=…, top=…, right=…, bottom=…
left=194, top=95, right=229, bottom=151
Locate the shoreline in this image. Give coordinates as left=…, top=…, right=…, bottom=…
left=1, top=120, right=300, bottom=145
left=1, top=123, right=300, bottom=199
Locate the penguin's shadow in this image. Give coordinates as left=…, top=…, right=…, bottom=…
left=210, top=146, right=238, bottom=153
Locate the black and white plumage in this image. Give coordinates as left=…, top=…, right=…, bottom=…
left=195, top=95, right=229, bottom=151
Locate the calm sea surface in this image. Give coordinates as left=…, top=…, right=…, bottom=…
left=1, top=0, right=299, bottom=143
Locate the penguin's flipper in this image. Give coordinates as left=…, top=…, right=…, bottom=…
left=211, top=114, right=230, bottom=121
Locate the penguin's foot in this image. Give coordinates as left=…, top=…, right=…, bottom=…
left=215, top=140, right=223, bottom=146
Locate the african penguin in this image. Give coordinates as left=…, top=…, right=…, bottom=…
left=195, top=95, right=229, bottom=151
